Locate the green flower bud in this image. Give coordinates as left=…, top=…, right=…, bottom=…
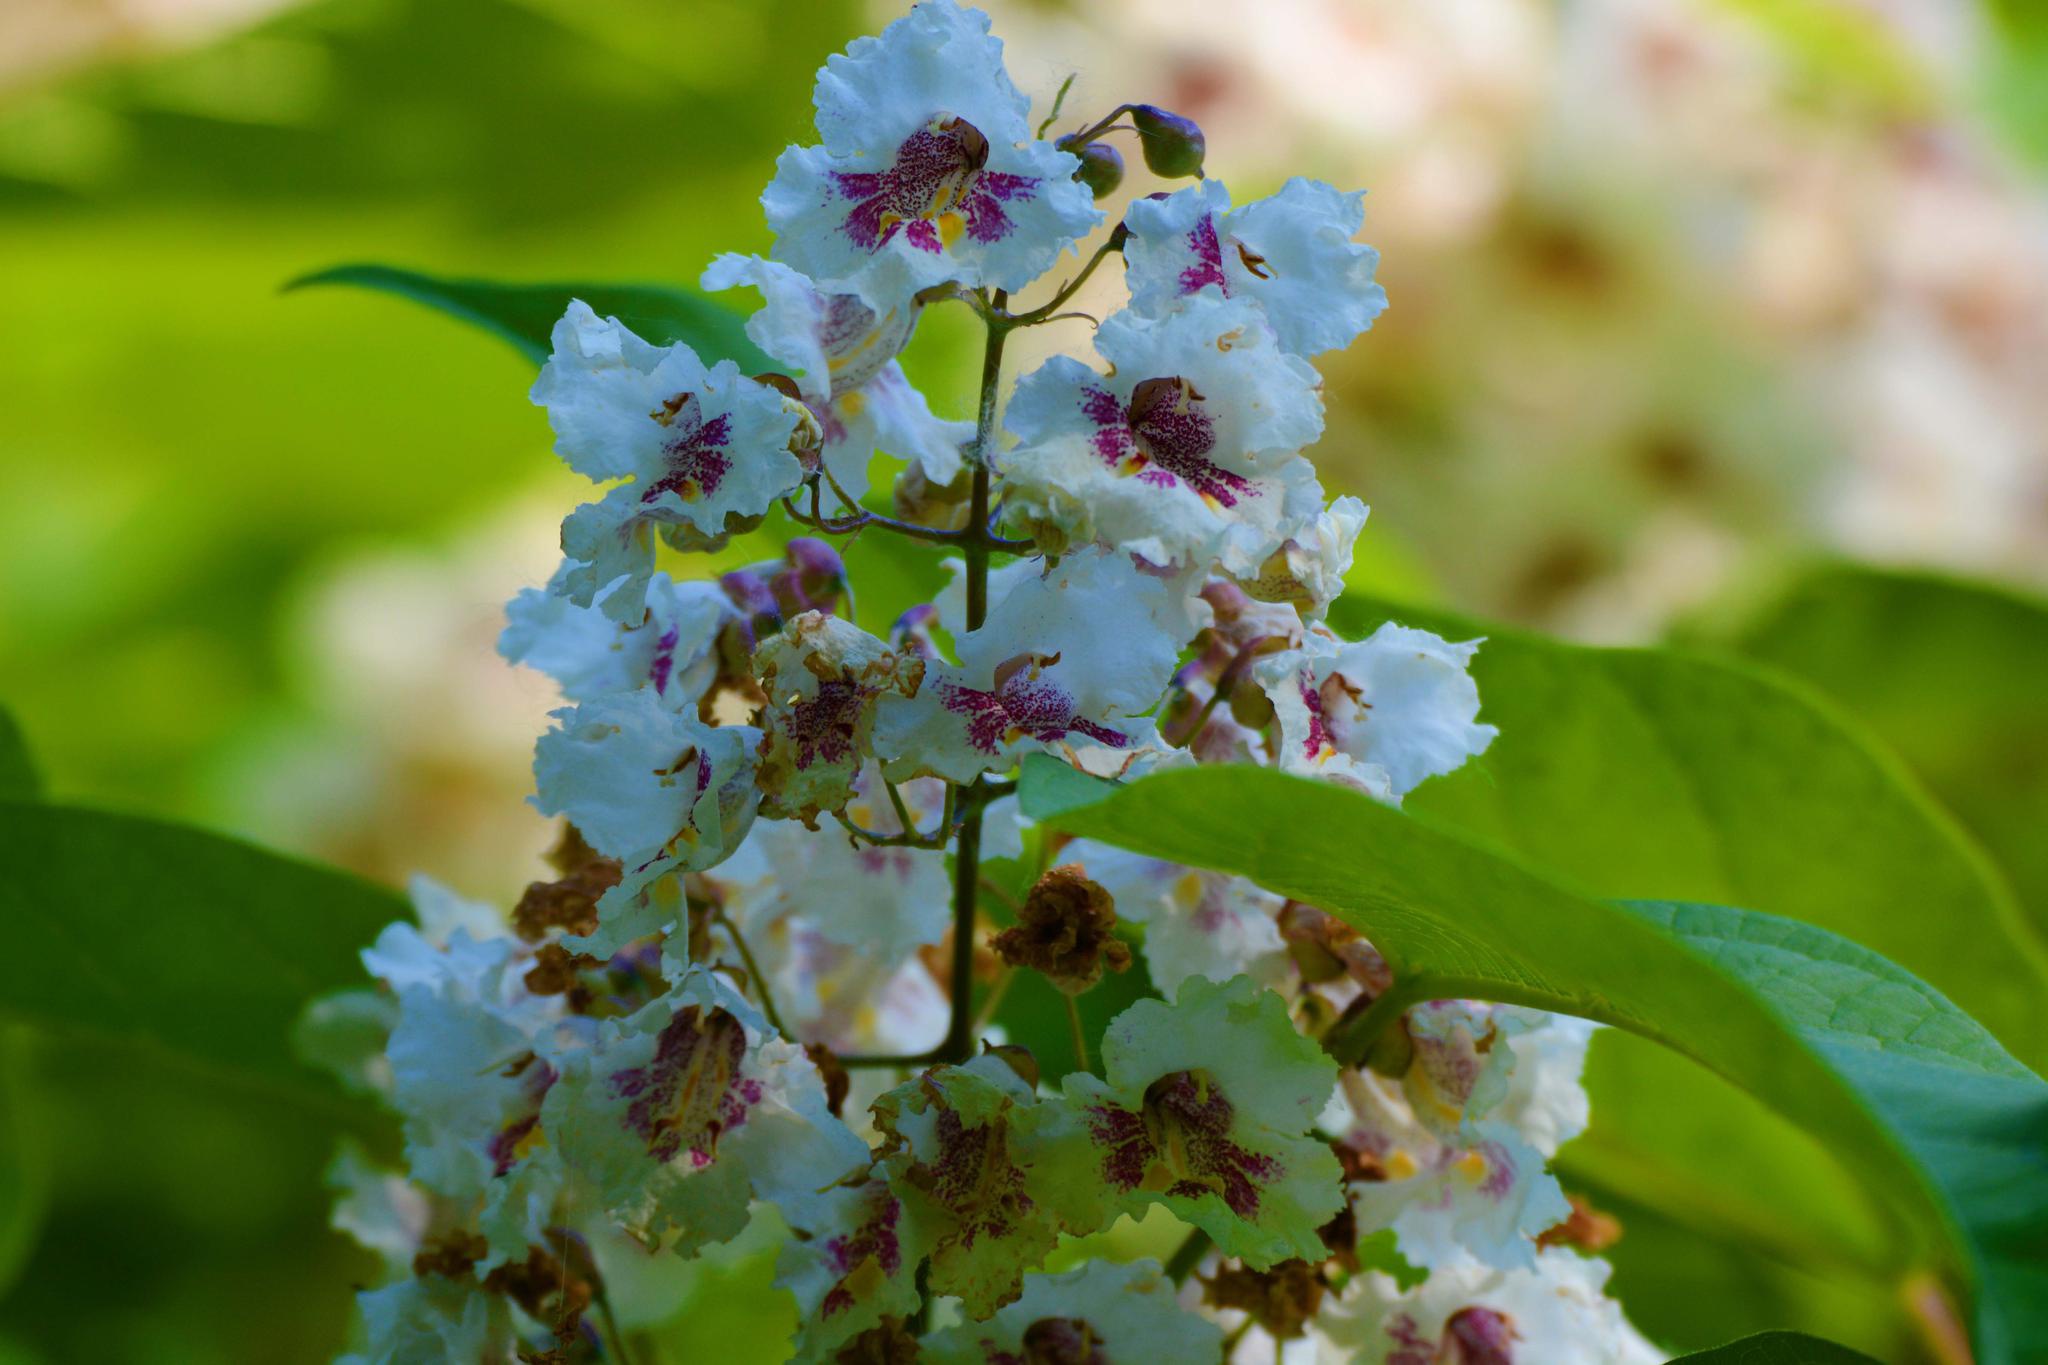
left=1129, top=103, right=1206, bottom=179
left=1069, top=140, right=1125, bottom=200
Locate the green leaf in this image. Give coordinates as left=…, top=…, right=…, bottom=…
left=1721, top=565, right=2048, bottom=935
left=1329, top=595, right=2048, bottom=1069
left=0, top=802, right=406, bottom=1103
left=0, top=1029, right=50, bottom=1297
left=1019, top=756, right=2048, bottom=1363
left=285, top=263, right=775, bottom=373
left=1668, top=1330, right=1885, bottom=1363
left=0, top=709, right=39, bottom=802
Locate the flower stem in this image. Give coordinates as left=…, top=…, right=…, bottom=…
left=1063, top=992, right=1089, bottom=1073
left=712, top=905, right=787, bottom=1039
left=1165, top=1227, right=1213, bottom=1285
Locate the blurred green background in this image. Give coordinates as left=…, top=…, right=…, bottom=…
left=2, top=0, right=2045, bottom=1360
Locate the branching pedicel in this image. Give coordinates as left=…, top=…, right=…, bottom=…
left=313, top=4, right=1664, bottom=1361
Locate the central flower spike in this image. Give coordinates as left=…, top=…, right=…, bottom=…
left=763, top=2, right=1099, bottom=308
left=1046, top=975, right=1343, bottom=1269
left=999, top=296, right=1327, bottom=574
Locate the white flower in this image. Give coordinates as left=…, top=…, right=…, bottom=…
left=1236, top=495, right=1370, bottom=621
left=753, top=611, right=927, bottom=824
left=1000, top=296, right=1327, bottom=573
left=530, top=689, right=759, bottom=876
left=703, top=253, right=970, bottom=493
left=540, top=966, right=864, bottom=1254
left=762, top=1, right=1100, bottom=310
left=1260, top=622, right=1497, bottom=801
left=1124, top=177, right=1388, bottom=358
left=325, top=1143, right=429, bottom=1276
left=1316, top=1248, right=1663, bottom=1365
left=533, top=301, right=804, bottom=620
left=501, top=565, right=738, bottom=707
left=921, top=1258, right=1223, bottom=1364
left=344, top=1278, right=510, bottom=1365
left=873, top=548, right=1204, bottom=783
left=1059, top=842, right=1289, bottom=1000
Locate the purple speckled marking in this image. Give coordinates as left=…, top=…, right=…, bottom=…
left=486, top=1056, right=557, bottom=1176
left=921, top=1107, right=1032, bottom=1254
left=649, top=624, right=680, bottom=696
left=1075, top=382, right=1254, bottom=508
left=607, top=1005, right=762, bottom=1166
left=641, top=407, right=734, bottom=504
left=940, top=676, right=1128, bottom=755
left=819, top=1186, right=903, bottom=1318
left=1446, top=1307, right=1517, bottom=1364
left=1085, top=1070, right=1280, bottom=1219
left=1299, top=677, right=1328, bottom=759
left=833, top=123, right=1038, bottom=255
left=781, top=679, right=866, bottom=771
left=1178, top=213, right=1228, bottom=296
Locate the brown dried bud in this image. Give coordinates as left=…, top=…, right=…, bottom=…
left=1318, top=1193, right=1361, bottom=1275
left=484, top=1242, right=592, bottom=1328
left=991, top=865, right=1132, bottom=995
left=514, top=824, right=621, bottom=942
left=833, top=1318, right=923, bottom=1364
left=892, top=460, right=974, bottom=531
left=1200, top=1259, right=1326, bottom=1340
left=1277, top=902, right=1392, bottom=993
left=1537, top=1194, right=1624, bottom=1253
left=805, top=1042, right=852, bottom=1119
left=1019, top=1317, right=1105, bottom=1365
left=411, top=1230, right=487, bottom=1281
left=523, top=942, right=599, bottom=1000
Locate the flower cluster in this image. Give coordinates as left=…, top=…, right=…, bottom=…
left=307, top=4, right=1659, bottom=1361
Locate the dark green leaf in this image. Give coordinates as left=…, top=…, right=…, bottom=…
left=0, top=802, right=406, bottom=1103
left=1667, top=1330, right=1884, bottom=1363
left=1721, top=564, right=2048, bottom=936
left=1330, top=595, right=2048, bottom=1069
left=0, top=709, right=39, bottom=802
left=285, top=263, right=775, bottom=373
left=1019, top=756, right=2048, bottom=1363
left=0, top=1029, right=50, bottom=1297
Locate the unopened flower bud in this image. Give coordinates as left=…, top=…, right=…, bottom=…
left=1066, top=139, right=1124, bottom=200
left=1200, top=1259, right=1326, bottom=1340
left=892, top=460, right=974, bottom=531
left=1129, top=104, right=1206, bottom=178
left=980, top=1040, right=1041, bottom=1091
left=991, top=865, right=1132, bottom=995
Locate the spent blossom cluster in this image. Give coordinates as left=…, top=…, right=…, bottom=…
left=307, top=4, right=1662, bottom=1360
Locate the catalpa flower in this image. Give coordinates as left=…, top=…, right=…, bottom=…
left=774, top=1174, right=928, bottom=1364
left=716, top=765, right=955, bottom=965
left=531, top=691, right=760, bottom=954
left=1315, top=1248, right=1662, bottom=1365
left=340, top=1277, right=512, bottom=1365
left=1000, top=296, right=1327, bottom=574
left=1235, top=494, right=1370, bottom=621
left=875, top=548, right=1202, bottom=782
left=541, top=967, right=863, bottom=1255
left=753, top=611, right=927, bottom=825
left=1124, top=178, right=1388, bottom=358
left=500, top=564, right=738, bottom=709
left=1259, top=622, right=1497, bottom=803
left=1057, top=841, right=1290, bottom=1001
left=762, top=1, right=1100, bottom=310
left=703, top=253, right=970, bottom=499
left=870, top=1053, right=1074, bottom=1318
left=533, top=301, right=806, bottom=620
left=921, top=1258, right=1223, bottom=1365
left=1045, top=975, right=1344, bottom=1267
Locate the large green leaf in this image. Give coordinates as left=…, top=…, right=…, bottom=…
left=1721, top=565, right=2048, bottom=934
left=1018, top=757, right=2048, bottom=1364
left=1670, top=1331, right=1885, bottom=1363
left=0, top=1029, right=49, bottom=1298
left=0, top=709, right=38, bottom=802
left=0, top=802, right=406, bottom=1102
left=1329, top=595, right=2048, bottom=1069
left=286, top=263, right=775, bottom=373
